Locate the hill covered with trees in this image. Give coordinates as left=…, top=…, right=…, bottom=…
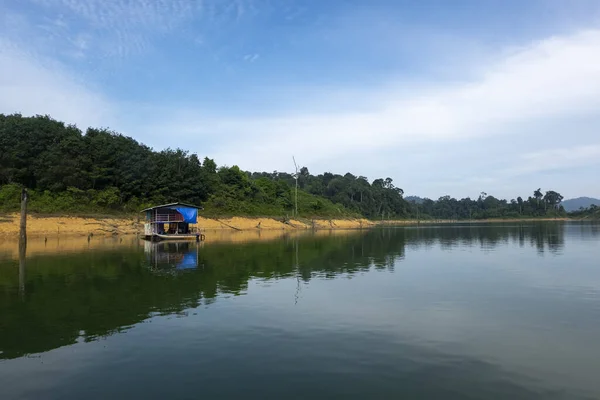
left=0, top=114, right=571, bottom=220
left=561, top=197, right=600, bottom=212
left=0, top=114, right=405, bottom=218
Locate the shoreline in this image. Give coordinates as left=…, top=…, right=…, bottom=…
left=0, top=213, right=375, bottom=237
left=0, top=213, right=575, bottom=238
left=379, top=217, right=572, bottom=225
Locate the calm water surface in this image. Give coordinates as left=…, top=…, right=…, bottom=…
left=1, top=222, right=599, bottom=399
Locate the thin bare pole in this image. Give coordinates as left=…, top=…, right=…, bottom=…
left=292, top=156, right=299, bottom=217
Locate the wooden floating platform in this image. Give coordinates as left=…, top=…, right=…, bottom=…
left=143, top=233, right=205, bottom=242
left=141, top=202, right=205, bottom=243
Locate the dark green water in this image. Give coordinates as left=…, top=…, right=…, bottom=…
left=1, top=222, right=599, bottom=399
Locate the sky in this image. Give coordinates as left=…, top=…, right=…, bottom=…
left=1, top=0, right=600, bottom=200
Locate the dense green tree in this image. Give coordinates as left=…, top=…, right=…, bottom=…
left=406, top=188, right=568, bottom=220
left=543, top=190, right=564, bottom=211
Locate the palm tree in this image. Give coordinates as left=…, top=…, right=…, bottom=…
left=534, top=188, right=543, bottom=205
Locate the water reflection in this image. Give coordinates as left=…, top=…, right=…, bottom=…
left=0, top=222, right=596, bottom=361
left=403, top=222, right=570, bottom=254
left=145, top=241, right=201, bottom=273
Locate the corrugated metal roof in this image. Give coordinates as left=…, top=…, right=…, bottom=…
left=140, top=202, right=203, bottom=212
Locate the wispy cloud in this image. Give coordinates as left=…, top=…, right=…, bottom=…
left=0, top=39, right=112, bottom=129
left=508, top=145, right=600, bottom=176
left=243, top=53, right=260, bottom=62
left=30, top=0, right=198, bottom=58
left=31, top=0, right=197, bottom=31
left=4, top=0, right=258, bottom=60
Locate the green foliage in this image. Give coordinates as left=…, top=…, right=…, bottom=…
left=249, top=170, right=408, bottom=219
left=0, top=113, right=574, bottom=220
left=0, top=114, right=404, bottom=218
left=0, top=184, right=136, bottom=214
left=408, top=189, right=568, bottom=220
left=569, top=204, right=600, bottom=219
left=0, top=183, right=21, bottom=211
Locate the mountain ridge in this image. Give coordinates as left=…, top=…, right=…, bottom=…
left=561, top=197, right=600, bottom=212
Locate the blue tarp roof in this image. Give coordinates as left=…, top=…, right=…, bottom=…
left=140, top=202, right=202, bottom=212
left=141, top=202, right=201, bottom=223
left=172, top=206, right=197, bottom=223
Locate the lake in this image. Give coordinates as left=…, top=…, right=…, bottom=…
left=1, top=222, right=599, bottom=399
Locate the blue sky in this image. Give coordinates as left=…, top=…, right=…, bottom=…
left=1, top=0, right=600, bottom=199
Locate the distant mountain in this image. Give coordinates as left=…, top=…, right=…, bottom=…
left=561, top=197, right=600, bottom=212
left=405, top=196, right=424, bottom=204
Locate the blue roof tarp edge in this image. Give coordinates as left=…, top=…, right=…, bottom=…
left=172, top=206, right=198, bottom=223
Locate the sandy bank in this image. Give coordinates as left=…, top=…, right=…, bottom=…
left=0, top=213, right=374, bottom=238
left=0, top=214, right=140, bottom=237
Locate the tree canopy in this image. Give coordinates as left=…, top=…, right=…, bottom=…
left=0, top=113, right=569, bottom=220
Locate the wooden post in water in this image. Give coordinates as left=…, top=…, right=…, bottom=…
left=19, top=188, right=28, bottom=298
left=19, top=188, right=28, bottom=244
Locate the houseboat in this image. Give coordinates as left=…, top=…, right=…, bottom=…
left=141, top=202, right=205, bottom=241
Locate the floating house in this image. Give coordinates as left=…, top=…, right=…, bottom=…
left=141, top=202, right=204, bottom=241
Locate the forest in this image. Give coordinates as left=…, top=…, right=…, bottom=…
left=567, top=204, right=600, bottom=219
left=0, top=113, right=571, bottom=220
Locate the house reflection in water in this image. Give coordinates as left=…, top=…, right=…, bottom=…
left=144, top=241, right=201, bottom=273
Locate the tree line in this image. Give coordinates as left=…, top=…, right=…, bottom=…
left=0, top=113, right=569, bottom=219
left=568, top=204, right=599, bottom=219
left=409, top=189, right=566, bottom=220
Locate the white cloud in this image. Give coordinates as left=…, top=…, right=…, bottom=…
left=191, top=29, right=600, bottom=171
left=508, top=145, right=600, bottom=175
left=0, top=40, right=112, bottom=130
left=127, top=28, right=600, bottom=198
